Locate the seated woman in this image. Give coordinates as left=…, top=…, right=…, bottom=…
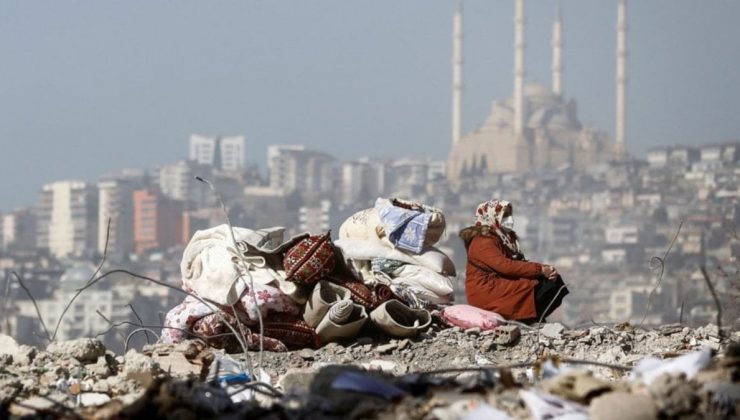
left=460, top=199, right=568, bottom=323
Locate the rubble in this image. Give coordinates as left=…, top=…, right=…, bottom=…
left=46, top=338, right=106, bottom=364
left=123, top=350, right=161, bottom=387
left=0, top=323, right=738, bottom=418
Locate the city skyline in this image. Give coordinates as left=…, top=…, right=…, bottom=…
left=2, top=1, right=740, bottom=209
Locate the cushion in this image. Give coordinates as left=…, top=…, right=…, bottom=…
left=284, top=231, right=336, bottom=285
left=439, top=304, right=505, bottom=331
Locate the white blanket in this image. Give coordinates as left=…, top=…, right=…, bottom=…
left=334, top=238, right=456, bottom=276
left=390, top=264, right=454, bottom=303
left=181, top=224, right=307, bottom=305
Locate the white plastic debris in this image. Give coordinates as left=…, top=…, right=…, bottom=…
left=631, top=347, right=712, bottom=385
left=525, top=359, right=574, bottom=382
left=208, top=352, right=272, bottom=403
left=431, top=399, right=511, bottom=420
left=463, top=403, right=512, bottom=420
left=519, top=389, right=589, bottom=420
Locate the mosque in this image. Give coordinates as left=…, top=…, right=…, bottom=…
left=447, top=0, right=628, bottom=184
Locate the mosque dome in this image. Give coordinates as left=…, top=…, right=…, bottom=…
left=524, top=83, right=557, bottom=100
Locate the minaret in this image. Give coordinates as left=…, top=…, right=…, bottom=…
left=551, top=1, right=563, bottom=96
left=514, top=0, right=525, bottom=137
left=615, top=0, right=627, bottom=157
left=452, top=1, right=463, bottom=146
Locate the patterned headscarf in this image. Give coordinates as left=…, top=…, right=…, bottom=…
left=474, top=199, right=520, bottom=255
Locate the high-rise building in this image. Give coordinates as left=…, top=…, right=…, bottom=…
left=36, top=181, right=98, bottom=259
left=1, top=209, right=37, bottom=251
left=268, top=145, right=336, bottom=197
left=97, top=179, right=137, bottom=259
left=338, top=161, right=374, bottom=207
left=189, top=134, right=245, bottom=171
left=298, top=200, right=332, bottom=233
left=133, top=188, right=184, bottom=254
left=157, top=160, right=212, bottom=209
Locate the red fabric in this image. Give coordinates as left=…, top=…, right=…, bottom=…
left=191, top=311, right=289, bottom=353
left=465, top=235, right=542, bottom=320
left=327, top=274, right=377, bottom=308
left=284, top=231, right=336, bottom=285
left=374, top=284, right=395, bottom=305
left=263, top=314, right=321, bottom=349
left=327, top=275, right=398, bottom=310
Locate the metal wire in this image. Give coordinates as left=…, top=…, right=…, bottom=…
left=196, top=176, right=266, bottom=377
left=11, top=271, right=52, bottom=342
left=128, top=303, right=153, bottom=344
left=51, top=218, right=112, bottom=341
left=68, top=269, right=251, bottom=359
left=124, top=328, right=161, bottom=353
left=637, top=219, right=683, bottom=329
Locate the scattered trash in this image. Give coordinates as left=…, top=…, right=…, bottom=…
left=631, top=347, right=713, bottom=385
left=520, top=389, right=589, bottom=420
left=330, top=371, right=405, bottom=401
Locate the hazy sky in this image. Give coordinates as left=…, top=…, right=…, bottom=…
left=1, top=1, right=740, bottom=210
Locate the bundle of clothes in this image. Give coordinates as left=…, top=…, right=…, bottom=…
left=161, top=197, right=456, bottom=352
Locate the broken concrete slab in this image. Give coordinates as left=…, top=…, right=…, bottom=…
left=153, top=352, right=200, bottom=377
left=540, top=323, right=566, bottom=339
left=46, top=338, right=106, bottom=364
left=123, top=350, right=160, bottom=387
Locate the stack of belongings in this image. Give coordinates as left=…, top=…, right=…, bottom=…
left=335, top=197, right=456, bottom=335
left=161, top=225, right=321, bottom=352
left=161, top=219, right=439, bottom=352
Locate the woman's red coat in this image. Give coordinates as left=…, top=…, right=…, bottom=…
left=465, top=235, right=543, bottom=320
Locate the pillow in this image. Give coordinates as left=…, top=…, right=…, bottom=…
left=439, top=304, right=505, bottom=331
left=284, top=231, right=336, bottom=285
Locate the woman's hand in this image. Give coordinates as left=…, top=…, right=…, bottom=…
left=541, top=265, right=559, bottom=281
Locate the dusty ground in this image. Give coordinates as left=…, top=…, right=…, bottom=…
left=1, top=322, right=738, bottom=419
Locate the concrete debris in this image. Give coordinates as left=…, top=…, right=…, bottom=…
left=79, top=391, right=111, bottom=407
left=589, top=391, right=658, bottom=420
left=297, top=348, right=315, bottom=361
left=123, top=349, right=161, bottom=387
left=540, top=322, right=566, bottom=339
left=1, top=334, right=37, bottom=366
left=153, top=352, right=201, bottom=378
left=46, top=338, right=106, bottom=364
left=541, top=370, right=614, bottom=404
left=277, top=368, right=318, bottom=395
left=492, top=325, right=521, bottom=346
left=376, top=343, right=397, bottom=354
left=0, top=324, right=737, bottom=418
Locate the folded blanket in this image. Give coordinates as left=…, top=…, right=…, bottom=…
left=371, top=258, right=406, bottom=274
left=335, top=239, right=456, bottom=277
left=389, top=264, right=454, bottom=304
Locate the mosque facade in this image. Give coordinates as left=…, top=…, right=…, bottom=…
left=447, top=0, right=627, bottom=185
